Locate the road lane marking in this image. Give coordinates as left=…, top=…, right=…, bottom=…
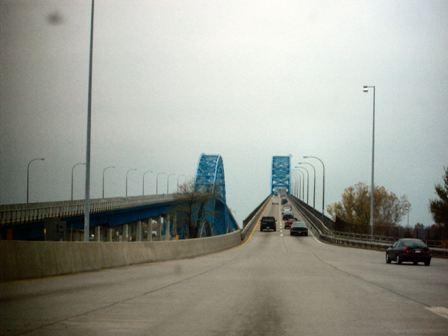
left=426, top=306, right=448, bottom=320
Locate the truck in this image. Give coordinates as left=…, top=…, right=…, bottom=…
left=260, top=216, right=276, bottom=232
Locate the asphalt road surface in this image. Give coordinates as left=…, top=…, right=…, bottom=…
left=1, top=196, right=448, bottom=335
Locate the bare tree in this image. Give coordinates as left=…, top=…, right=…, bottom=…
left=174, top=180, right=214, bottom=238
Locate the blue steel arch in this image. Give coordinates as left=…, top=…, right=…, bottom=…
left=195, top=154, right=226, bottom=202
left=194, top=154, right=237, bottom=235
left=271, top=156, right=291, bottom=193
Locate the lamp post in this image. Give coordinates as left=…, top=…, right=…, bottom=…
left=156, top=172, right=166, bottom=194
left=71, top=162, right=85, bottom=201
left=297, top=169, right=305, bottom=201
left=83, top=0, right=95, bottom=241
left=125, top=168, right=137, bottom=198
left=26, top=158, right=45, bottom=204
left=363, top=85, right=376, bottom=238
left=176, top=174, right=186, bottom=190
left=304, top=155, right=325, bottom=217
left=298, top=161, right=316, bottom=208
left=142, top=170, right=153, bottom=195
left=166, top=173, right=175, bottom=194
left=102, top=166, right=115, bottom=199
left=297, top=166, right=310, bottom=204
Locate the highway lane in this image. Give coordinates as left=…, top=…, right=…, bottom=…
left=1, top=196, right=447, bottom=335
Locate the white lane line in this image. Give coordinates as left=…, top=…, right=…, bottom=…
left=280, top=233, right=284, bottom=237
left=426, top=306, right=448, bottom=320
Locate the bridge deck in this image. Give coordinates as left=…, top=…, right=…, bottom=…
left=1, top=196, right=447, bottom=335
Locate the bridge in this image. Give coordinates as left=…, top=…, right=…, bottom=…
left=1, top=155, right=447, bottom=335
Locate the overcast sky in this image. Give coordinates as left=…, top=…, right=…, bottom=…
left=1, top=0, right=447, bottom=226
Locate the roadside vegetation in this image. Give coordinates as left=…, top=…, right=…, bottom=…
left=327, top=168, right=448, bottom=246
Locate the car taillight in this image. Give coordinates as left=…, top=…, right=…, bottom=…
left=403, top=247, right=411, bottom=253
left=423, top=247, right=430, bottom=253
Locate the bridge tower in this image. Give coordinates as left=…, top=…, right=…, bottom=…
left=194, top=154, right=237, bottom=235
left=271, top=156, right=291, bottom=194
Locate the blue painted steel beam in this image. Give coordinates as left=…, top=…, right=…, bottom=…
left=271, top=156, right=291, bottom=194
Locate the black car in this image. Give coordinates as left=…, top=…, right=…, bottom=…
left=386, top=238, right=431, bottom=266
left=290, top=221, right=308, bottom=236
left=260, top=216, right=276, bottom=232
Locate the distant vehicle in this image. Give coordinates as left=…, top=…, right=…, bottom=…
left=282, top=213, right=294, bottom=221
left=386, top=238, right=431, bottom=266
left=282, top=205, right=292, bottom=213
left=260, top=216, right=276, bottom=232
left=290, top=221, right=308, bottom=236
left=272, top=201, right=279, bottom=205
left=284, top=218, right=297, bottom=229
left=281, top=198, right=287, bottom=205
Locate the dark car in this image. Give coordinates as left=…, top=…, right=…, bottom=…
left=281, top=198, right=287, bottom=205
left=290, top=221, right=308, bottom=236
left=386, top=238, right=431, bottom=266
left=282, top=213, right=294, bottom=222
left=260, top=216, right=276, bottom=232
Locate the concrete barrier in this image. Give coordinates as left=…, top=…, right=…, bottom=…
left=0, top=230, right=242, bottom=282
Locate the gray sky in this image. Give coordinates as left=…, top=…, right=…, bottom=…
left=1, top=0, right=447, bottom=226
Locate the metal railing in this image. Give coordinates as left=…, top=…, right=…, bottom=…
left=0, top=194, right=178, bottom=226
left=288, top=195, right=448, bottom=257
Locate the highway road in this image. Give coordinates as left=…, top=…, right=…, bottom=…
left=1, top=196, right=448, bottom=335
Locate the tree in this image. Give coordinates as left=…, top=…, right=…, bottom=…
left=174, top=180, right=214, bottom=238
left=429, top=167, right=448, bottom=238
left=327, top=182, right=410, bottom=235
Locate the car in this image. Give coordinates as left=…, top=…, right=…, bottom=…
left=272, top=201, right=279, bottom=205
left=260, top=216, right=276, bottom=232
left=290, top=221, right=308, bottom=236
left=282, top=213, right=294, bottom=222
left=282, top=205, right=292, bottom=213
left=385, top=238, right=431, bottom=266
left=284, top=218, right=297, bottom=229
left=281, top=198, right=287, bottom=205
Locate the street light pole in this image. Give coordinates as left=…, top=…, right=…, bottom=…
left=304, top=155, right=325, bottom=217
left=84, top=0, right=95, bottom=241
left=125, top=168, right=137, bottom=198
left=26, top=158, right=45, bottom=204
left=297, top=170, right=305, bottom=201
left=176, top=174, right=186, bottom=190
left=71, top=162, right=85, bottom=201
left=297, top=166, right=310, bottom=204
left=298, top=161, right=316, bottom=208
left=102, top=166, right=115, bottom=199
left=167, top=173, right=175, bottom=194
left=156, top=172, right=166, bottom=194
left=142, top=170, right=153, bottom=196
left=363, top=85, right=376, bottom=238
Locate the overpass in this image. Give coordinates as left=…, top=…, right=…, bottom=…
left=0, top=154, right=238, bottom=241
left=0, top=155, right=448, bottom=335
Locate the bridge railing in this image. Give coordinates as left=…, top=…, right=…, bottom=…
left=288, top=194, right=448, bottom=257
left=0, top=194, right=177, bottom=225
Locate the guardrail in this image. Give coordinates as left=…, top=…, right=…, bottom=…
left=241, top=195, right=271, bottom=241
left=0, top=194, right=177, bottom=226
left=288, top=195, right=448, bottom=258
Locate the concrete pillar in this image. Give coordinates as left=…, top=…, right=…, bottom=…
left=158, top=217, right=162, bottom=241
left=107, top=228, right=113, bottom=242
left=148, top=219, right=153, bottom=241
left=123, top=224, right=129, bottom=242
left=136, top=221, right=142, bottom=241
left=165, top=214, right=171, bottom=241
left=173, top=212, right=178, bottom=239
left=95, top=226, right=101, bottom=242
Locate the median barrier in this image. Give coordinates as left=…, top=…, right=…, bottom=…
left=0, top=230, right=241, bottom=282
